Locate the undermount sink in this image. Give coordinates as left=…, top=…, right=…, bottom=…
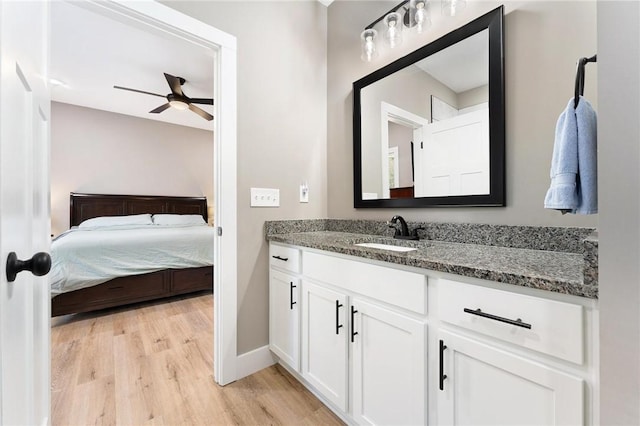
left=354, top=242, right=417, bottom=252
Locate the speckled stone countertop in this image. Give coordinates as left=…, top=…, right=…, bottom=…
left=265, top=222, right=598, bottom=299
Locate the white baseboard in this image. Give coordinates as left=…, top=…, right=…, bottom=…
left=236, top=345, right=276, bottom=380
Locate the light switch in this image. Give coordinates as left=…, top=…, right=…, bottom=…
left=250, top=188, right=280, bottom=207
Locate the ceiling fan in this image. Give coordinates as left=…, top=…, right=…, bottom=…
left=114, top=73, right=214, bottom=121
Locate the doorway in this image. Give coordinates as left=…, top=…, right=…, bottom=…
left=49, top=0, right=237, bottom=390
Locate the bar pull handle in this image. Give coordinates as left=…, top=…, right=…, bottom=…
left=272, top=255, right=289, bottom=262
left=463, top=308, right=532, bottom=329
left=351, top=306, right=358, bottom=343
left=439, top=339, right=447, bottom=391
left=336, top=300, right=344, bottom=335
left=290, top=282, right=297, bottom=310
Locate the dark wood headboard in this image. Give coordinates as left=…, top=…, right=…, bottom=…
left=70, top=193, right=208, bottom=227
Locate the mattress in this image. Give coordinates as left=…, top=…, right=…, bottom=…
left=50, top=225, right=215, bottom=296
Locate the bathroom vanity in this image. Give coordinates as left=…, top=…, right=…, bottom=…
left=266, top=221, right=598, bottom=425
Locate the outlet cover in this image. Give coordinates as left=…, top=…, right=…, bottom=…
left=299, top=183, right=309, bottom=203
left=250, top=188, right=279, bottom=207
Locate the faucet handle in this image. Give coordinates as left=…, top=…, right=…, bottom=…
left=387, top=221, right=400, bottom=236
left=412, top=226, right=425, bottom=238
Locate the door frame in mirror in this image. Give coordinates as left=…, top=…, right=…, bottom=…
left=353, top=6, right=505, bottom=208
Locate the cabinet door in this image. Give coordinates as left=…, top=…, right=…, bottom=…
left=437, top=330, right=584, bottom=426
left=269, top=269, right=300, bottom=370
left=352, top=298, right=427, bottom=425
left=301, top=281, right=349, bottom=411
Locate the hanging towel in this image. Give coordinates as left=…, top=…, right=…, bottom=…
left=544, top=96, right=598, bottom=214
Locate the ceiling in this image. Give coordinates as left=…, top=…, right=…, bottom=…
left=51, top=2, right=215, bottom=131
left=415, top=29, right=489, bottom=93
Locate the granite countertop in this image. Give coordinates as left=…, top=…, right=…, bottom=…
left=267, top=231, right=596, bottom=299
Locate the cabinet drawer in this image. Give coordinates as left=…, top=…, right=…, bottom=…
left=438, top=279, right=584, bottom=364
left=270, top=243, right=301, bottom=274
left=171, top=266, right=213, bottom=294
left=303, top=251, right=427, bottom=314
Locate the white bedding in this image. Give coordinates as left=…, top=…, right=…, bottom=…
left=50, top=225, right=215, bottom=297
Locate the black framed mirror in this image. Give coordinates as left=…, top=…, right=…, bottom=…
left=353, top=6, right=504, bottom=208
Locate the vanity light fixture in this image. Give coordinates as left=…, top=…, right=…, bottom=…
left=413, top=0, right=431, bottom=33
left=441, top=0, right=466, bottom=17
left=383, top=12, right=403, bottom=48
left=360, top=0, right=437, bottom=62
left=360, top=28, right=379, bottom=61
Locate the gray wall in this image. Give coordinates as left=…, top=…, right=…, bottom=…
left=51, top=102, right=213, bottom=234
left=162, top=1, right=328, bottom=354
left=388, top=122, right=413, bottom=188
left=598, top=2, right=640, bottom=424
left=361, top=63, right=455, bottom=195
left=328, top=0, right=597, bottom=227
left=458, top=84, right=488, bottom=109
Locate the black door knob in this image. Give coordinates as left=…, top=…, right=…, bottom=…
left=6, top=252, right=52, bottom=283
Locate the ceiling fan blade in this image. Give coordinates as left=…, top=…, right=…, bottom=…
left=188, top=104, right=213, bottom=121
left=189, top=98, right=214, bottom=105
left=149, top=103, right=171, bottom=114
left=164, top=73, right=184, bottom=96
left=114, top=85, right=165, bottom=98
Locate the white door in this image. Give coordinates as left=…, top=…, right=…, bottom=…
left=419, top=108, right=490, bottom=197
left=351, top=298, right=427, bottom=426
left=0, top=1, right=51, bottom=425
left=301, top=281, right=348, bottom=411
left=269, top=269, right=300, bottom=370
left=437, top=330, right=584, bottom=426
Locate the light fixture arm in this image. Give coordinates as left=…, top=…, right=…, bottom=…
left=364, top=0, right=409, bottom=30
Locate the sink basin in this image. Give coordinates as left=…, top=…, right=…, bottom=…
left=354, top=242, right=417, bottom=252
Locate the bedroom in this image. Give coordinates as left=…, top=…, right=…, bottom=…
left=47, top=2, right=222, bottom=422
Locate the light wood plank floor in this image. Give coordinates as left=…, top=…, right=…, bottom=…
left=51, top=292, right=343, bottom=425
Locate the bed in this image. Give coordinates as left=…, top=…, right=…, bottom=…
left=50, top=193, right=214, bottom=316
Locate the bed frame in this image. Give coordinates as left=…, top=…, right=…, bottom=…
left=51, top=193, right=214, bottom=317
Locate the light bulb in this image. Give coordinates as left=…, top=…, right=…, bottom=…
left=384, top=12, right=403, bottom=48
left=360, top=28, right=378, bottom=62
left=442, top=0, right=466, bottom=17
left=414, top=1, right=430, bottom=33
left=169, top=100, right=189, bottom=110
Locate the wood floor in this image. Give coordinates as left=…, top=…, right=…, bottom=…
left=51, top=292, right=343, bottom=425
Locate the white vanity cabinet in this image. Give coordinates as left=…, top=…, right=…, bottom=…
left=268, top=242, right=596, bottom=426
left=435, top=278, right=590, bottom=426
left=351, top=297, right=426, bottom=425
left=300, top=249, right=428, bottom=425
left=300, top=281, right=427, bottom=424
left=269, top=244, right=301, bottom=371
left=437, top=330, right=584, bottom=426
left=301, top=280, right=349, bottom=411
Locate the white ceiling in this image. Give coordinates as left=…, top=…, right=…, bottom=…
left=51, top=2, right=215, bottom=131
left=415, top=29, right=489, bottom=93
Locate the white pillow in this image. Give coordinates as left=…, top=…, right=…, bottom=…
left=78, top=214, right=153, bottom=228
left=152, top=214, right=206, bottom=226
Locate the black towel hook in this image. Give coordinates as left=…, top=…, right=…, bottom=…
left=574, top=54, right=597, bottom=108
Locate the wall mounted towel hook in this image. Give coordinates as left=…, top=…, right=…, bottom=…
left=574, top=54, right=597, bottom=108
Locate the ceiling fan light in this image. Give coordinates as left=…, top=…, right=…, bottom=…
left=169, top=100, right=189, bottom=110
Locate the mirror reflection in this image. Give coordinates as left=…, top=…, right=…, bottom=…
left=360, top=29, right=489, bottom=201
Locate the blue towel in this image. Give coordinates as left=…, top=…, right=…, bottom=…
left=544, top=96, right=597, bottom=214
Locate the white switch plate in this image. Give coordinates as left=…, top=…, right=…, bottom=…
left=250, top=188, right=280, bottom=207
left=299, top=183, right=309, bottom=203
